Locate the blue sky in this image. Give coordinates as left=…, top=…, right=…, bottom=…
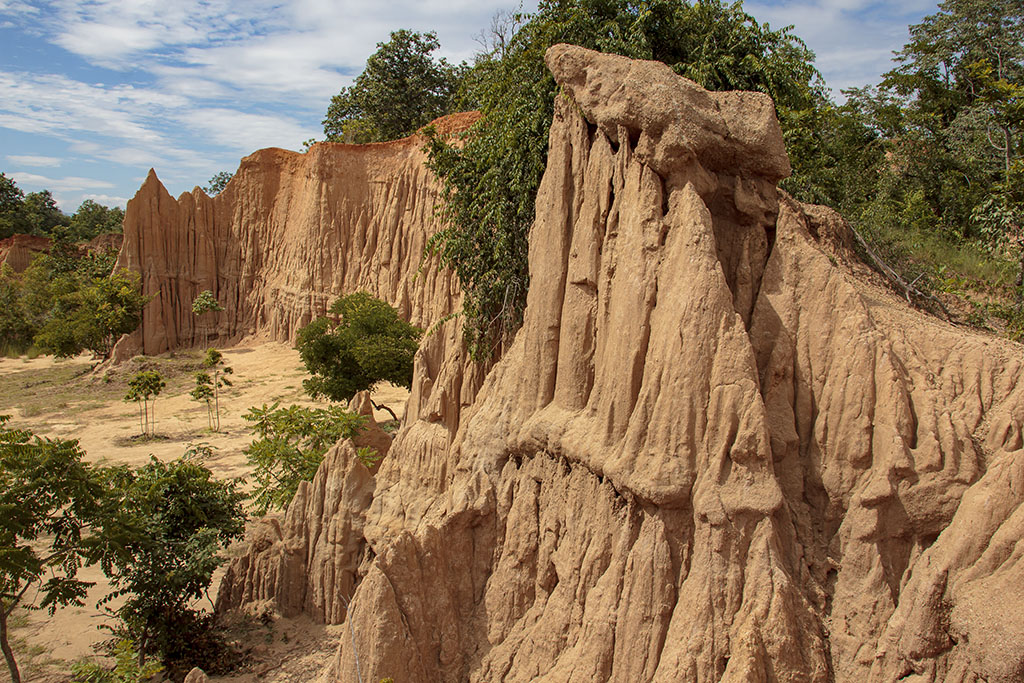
left=0, top=0, right=940, bottom=213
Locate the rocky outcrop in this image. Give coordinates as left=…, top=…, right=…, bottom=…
left=0, top=232, right=121, bottom=273
left=86, top=232, right=123, bottom=255
left=219, top=46, right=1024, bottom=682
left=0, top=234, right=50, bottom=272
left=114, top=112, right=479, bottom=357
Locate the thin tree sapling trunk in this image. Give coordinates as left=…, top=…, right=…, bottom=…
left=1, top=608, right=21, bottom=683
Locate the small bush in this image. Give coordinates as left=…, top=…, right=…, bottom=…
left=243, top=402, right=366, bottom=514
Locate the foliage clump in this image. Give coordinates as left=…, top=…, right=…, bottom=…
left=203, top=171, right=233, bottom=196
left=783, top=0, right=1024, bottom=317
left=124, top=370, right=165, bottom=438
left=296, top=291, right=421, bottom=405
left=70, top=640, right=162, bottom=683
left=243, top=402, right=366, bottom=514
left=1, top=173, right=123, bottom=240
left=97, top=453, right=246, bottom=673
left=322, top=30, right=463, bottom=143
left=0, top=236, right=126, bottom=358
left=0, top=416, right=106, bottom=683
left=190, top=348, right=233, bottom=432
left=32, top=268, right=150, bottom=360
left=191, top=289, right=224, bottom=348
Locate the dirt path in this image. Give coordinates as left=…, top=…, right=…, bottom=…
left=0, top=341, right=407, bottom=681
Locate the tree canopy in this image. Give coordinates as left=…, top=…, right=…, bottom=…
left=34, top=268, right=151, bottom=360
left=98, top=453, right=246, bottom=671
left=780, top=0, right=1024, bottom=318
left=0, top=417, right=106, bottom=683
left=243, top=402, right=366, bottom=514
left=67, top=200, right=124, bottom=241
left=296, top=291, right=421, bottom=403
left=0, top=173, right=124, bottom=241
left=322, top=30, right=463, bottom=143
left=203, top=171, right=233, bottom=195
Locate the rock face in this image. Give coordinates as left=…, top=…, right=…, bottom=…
left=0, top=234, right=51, bottom=272
left=114, top=112, right=479, bottom=356
left=218, top=46, right=1024, bottom=682
left=0, top=232, right=122, bottom=273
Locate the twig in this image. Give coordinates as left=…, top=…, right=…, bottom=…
left=849, top=225, right=952, bottom=320
left=370, top=399, right=398, bottom=422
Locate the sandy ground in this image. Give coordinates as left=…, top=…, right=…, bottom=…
left=0, top=341, right=408, bottom=682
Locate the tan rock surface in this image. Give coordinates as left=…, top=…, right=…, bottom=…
left=113, top=113, right=479, bottom=357
left=214, top=46, right=1024, bottom=682
left=0, top=233, right=50, bottom=272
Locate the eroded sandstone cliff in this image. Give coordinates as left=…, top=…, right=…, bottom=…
left=218, top=46, right=1024, bottom=682
left=114, top=112, right=478, bottom=357
left=0, top=234, right=51, bottom=272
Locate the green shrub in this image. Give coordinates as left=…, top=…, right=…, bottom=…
left=243, top=402, right=366, bottom=514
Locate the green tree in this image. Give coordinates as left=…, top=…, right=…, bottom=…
left=0, top=417, right=107, bottom=683
left=190, top=374, right=215, bottom=431
left=0, top=236, right=119, bottom=356
left=323, top=30, right=462, bottom=143
left=97, top=454, right=246, bottom=670
left=69, top=200, right=125, bottom=242
left=21, top=190, right=68, bottom=236
left=190, top=349, right=232, bottom=432
left=0, top=265, right=35, bottom=355
left=426, top=0, right=821, bottom=357
left=34, top=269, right=151, bottom=360
left=296, top=291, right=421, bottom=417
left=880, top=0, right=1022, bottom=237
left=203, top=171, right=233, bottom=196
left=0, top=173, right=27, bottom=240
left=242, top=402, right=366, bottom=514
left=0, top=176, right=71, bottom=239
left=191, top=290, right=224, bottom=348
left=124, top=371, right=165, bottom=437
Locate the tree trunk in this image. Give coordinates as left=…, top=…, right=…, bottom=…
left=1, top=609, right=21, bottom=683
left=1004, top=124, right=1013, bottom=180
left=371, top=399, right=399, bottom=422
left=137, top=630, right=148, bottom=669
left=213, top=371, right=220, bottom=432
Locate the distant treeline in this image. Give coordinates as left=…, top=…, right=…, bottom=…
left=0, top=172, right=124, bottom=242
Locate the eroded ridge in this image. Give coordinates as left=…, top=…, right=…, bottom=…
left=115, top=113, right=480, bottom=357
left=220, top=46, right=1024, bottom=682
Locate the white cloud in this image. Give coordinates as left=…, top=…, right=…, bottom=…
left=180, top=108, right=319, bottom=153
left=746, top=0, right=939, bottom=95
left=6, top=154, right=61, bottom=167
left=82, top=193, right=130, bottom=208
left=0, top=1, right=38, bottom=13
left=12, top=172, right=114, bottom=191
left=40, top=0, right=537, bottom=103
left=0, top=70, right=183, bottom=144
left=48, top=0, right=278, bottom=66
